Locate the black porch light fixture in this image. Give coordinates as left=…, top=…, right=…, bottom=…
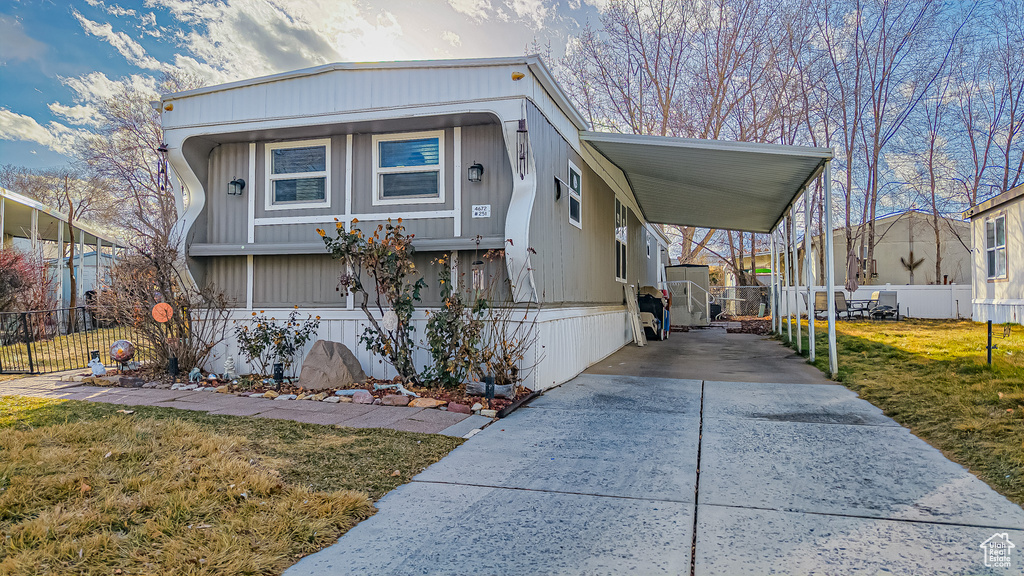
left=228, top=178, right=246, bottom=196
left=468, top=162, right=484, bottom=183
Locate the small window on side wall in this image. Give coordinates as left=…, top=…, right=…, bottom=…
left=568, top=159, right=582, bottom=229
left=986, top=214, right=1007, bottom=279
left=615, top=198, right=627, bottom=282
left=265, top=139, right=331, bottom=210
left=373, top=131, right=444, bottom=205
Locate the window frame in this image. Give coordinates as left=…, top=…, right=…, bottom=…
left=264, top=138, right=332, bottom=211
left=568, top=159, right=583, bottom=229
left=371, top=130, right=446, bottom=206
left=985, top=213, right=1007, bottom=280
left=614, top=197, right=628, bottom=282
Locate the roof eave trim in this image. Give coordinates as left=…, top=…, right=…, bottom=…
left=581, top=131, right=834, bottom=159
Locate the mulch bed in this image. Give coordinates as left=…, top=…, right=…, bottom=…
left=723, top=316, right=773, bottom=335
left=75, top=368, right=529, bottom=412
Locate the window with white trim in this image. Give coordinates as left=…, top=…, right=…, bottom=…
left=372, top=131, right=444, bottom=205
left=265, top=139, right=330, bottom=209
left=568, top=159, right=582, bottom=228
left=986, top=214, right=1007, bottom=279
left=615, top=198, right=627, bottom=282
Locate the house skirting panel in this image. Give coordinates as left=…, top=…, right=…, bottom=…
left=973, top=300, right=1024, bottom=326
left=202, top=305, right=631, bottom=391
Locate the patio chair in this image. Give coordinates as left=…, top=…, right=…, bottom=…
left=814, top=291, right=861, bottom=320
left=868, top=291, right=900, bottom=320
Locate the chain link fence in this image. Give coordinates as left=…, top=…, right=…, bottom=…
left=709, top=286, right=772, bottom=318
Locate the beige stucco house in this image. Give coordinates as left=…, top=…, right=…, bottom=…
left=964, top=184, right=1024, bottom=325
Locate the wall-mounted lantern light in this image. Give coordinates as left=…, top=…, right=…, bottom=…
left=472, top=259, right=485, bottom=292
left=468, top=162, right=484, bottom=183
left=228, top=178, right=246, bottom=196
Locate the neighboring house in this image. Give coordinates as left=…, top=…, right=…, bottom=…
left=964, top=184, right=1024, bottom=325
left=1, top=187, right=120, bottom=309
left=45, top=250, right=114, bottom=306
left=804, top=210, right=971, bottom=286
left=159, top=57, right=675, bottom=390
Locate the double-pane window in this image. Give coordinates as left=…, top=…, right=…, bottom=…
left=373, top=131, right=444, bottom=204
left=568, top=160, right=582, bottom=228
left=615, top=198, right=628, bottom=281
left=986, top=215, right=1007, bottom=279
left=266, top=139, right=330, bottom=209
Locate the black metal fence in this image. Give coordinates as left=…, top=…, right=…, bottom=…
left=0, top=307, right=152, bottom=374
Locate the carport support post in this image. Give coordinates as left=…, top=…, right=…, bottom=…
left=785, top=216, right=793, bottom=343
left=805, top=188, right=815, bottom=362
left=791, top=205, right=801, bottom=354
left=824, top=160, right=838, bottom=376
left=770, top=230, right=778, bottom=334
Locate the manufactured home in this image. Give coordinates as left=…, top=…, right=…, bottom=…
left=160, top=56, right=837, bottom=388
left=964, top=184, right=1024, bottom=325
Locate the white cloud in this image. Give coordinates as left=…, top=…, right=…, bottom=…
left=441, top=30, right=462, bottom=48
left=0, top=109, right=90, bottom=156
left=72, top=10, right=166, bottom=71
left=448, top=0, right=492, bottom=20
left=506, top=0, right=548, bottom=28
left=0, top=15, right=48, bottom=64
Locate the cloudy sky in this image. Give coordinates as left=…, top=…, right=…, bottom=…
left=0, top=0, right=605, bottom=170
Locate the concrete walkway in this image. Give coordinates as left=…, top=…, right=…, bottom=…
left=1, top=375, right=489, bottom=437
left=286, top=329, right=1024, bottom=575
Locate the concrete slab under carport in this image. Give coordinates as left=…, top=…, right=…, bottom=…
left=585, top=328, right=829, bottom=384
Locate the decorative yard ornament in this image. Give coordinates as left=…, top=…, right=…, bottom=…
left=88, top=357, right=107, bottom=376
left=382, top=309, right=399, bottom=332
left=188, top=367, right=203, bottom=383
left=223, top=355, right=238, bottom=380
left=151, top=302, right=173, bottom=323
left=110, top=340, right=135, bottom=363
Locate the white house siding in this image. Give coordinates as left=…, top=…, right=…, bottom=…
left=971, top=195, right=1024, bottom=325
left=205, top=304, right=630, bottom=391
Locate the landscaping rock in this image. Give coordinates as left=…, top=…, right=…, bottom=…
left=480, top=409, right=497, bottom=418
left=311, top=392, right=327, bottom=402
left=215, top=385, right=229, bottom=393
left=296, top=340, right=367, bottom=391
left=263, top=390, right=279, bottom=399
left=466, top=380, right=515, bottom=399
left=352, top=390, right=374, bottom=404
left=447, top=402, right=471, bottom=414
left=296, top=393, right=309, bottom=401
left=182, top=384, right=198, bottom=391
left=470, top=402, right=483, bottom=412
left=170, top=383, right=183, bottom=390
left=408, top=398, right=446, bottom=409
left=142, top=382, right=157, bottom=389
left=200, top=386, right=218, bottom=392
left=274, top=394, right=297, bottom=401
left=338, top=396, right=352, bottom=403
left=322, top=396, right=341, bottom=403
left=381, top=395, right=410, bottom=406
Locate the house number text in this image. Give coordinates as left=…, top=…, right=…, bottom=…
left=472, top=204, right=491, bottom=218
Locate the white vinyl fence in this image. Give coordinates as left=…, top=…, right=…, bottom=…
left=778, top=284, right=971, bottom=320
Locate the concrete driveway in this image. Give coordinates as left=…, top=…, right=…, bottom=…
left=286, top=330, right=1024, bottom=575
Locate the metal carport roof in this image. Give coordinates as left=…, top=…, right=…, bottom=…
left=581, top=132, right=833, bottom=234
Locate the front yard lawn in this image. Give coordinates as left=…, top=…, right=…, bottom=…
left=0, top=396, right=461, bottom=575
left=793, top=319, right=1024, bottom=507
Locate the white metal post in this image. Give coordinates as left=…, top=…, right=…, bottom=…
left=57, top=222, right=64, bottom=308
left=824, top=161, right=838, bottom=376
left=95, top=238, right=102, bottom=292
left=0, top=197, right=5, bottom=247
left=770, top=230, right=777, bottom=334
left=792, top=204, right=801, bottom=353
left=781, top=220, right=790, bottom=342
left=78, top=229, right=85, bottom=300
left=805, top=188, right=815, bottom=362
left=30, top=208, right=39, bottom=257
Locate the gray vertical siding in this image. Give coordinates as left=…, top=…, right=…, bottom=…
left=461, top=123, right=512, bottom=239
left=526, top=102, right=629, bottom=305
left=206, top=143, right=249, bottom=244
left=203, top=256, right=247, bottom=306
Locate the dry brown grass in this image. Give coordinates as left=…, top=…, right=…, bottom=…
left=0, top=396, right=461, bottom=575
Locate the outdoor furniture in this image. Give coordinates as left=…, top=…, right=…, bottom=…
left=867, top=291, right=900, bottom=320
left=813, top=291, right=863, bottom=320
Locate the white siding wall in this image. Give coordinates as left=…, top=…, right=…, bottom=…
left=205, top=305, right=632, bottom=391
